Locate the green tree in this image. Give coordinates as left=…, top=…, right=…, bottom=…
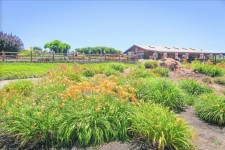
left=76, top=46, right=121, bottom=54
left=44, top=40, right=71, bottom=53
left=33, top=46, right=42, bottom=51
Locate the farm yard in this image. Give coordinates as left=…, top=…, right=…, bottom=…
left=0, top=60, right=225, bottom=150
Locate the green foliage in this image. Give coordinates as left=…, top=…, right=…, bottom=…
left=128, top=68, right=155, bottom=79
left=129, top=102, right=193, bottom=150
left=144, top=61, right=158, bottom=69
left=82, top=69, right=95, bottom=77
left=179, top=79, right=213, bottom=95
left=195, top=93, right=225, bottom=126
left=18, top=50, right=38, bottom=57
left=214, top=77, right=225, bottom=85
left=192, top=62, right=224, bottom=77
left=153, top=68, right=169, bottom=77
left=104, top=68, right=120, bottom=77
left=76, top=46, right=121, bottom=54
left=33, top=46, right=42, bottom=51
left=137, top=78, right=186, bottom=111
left=0, top=63, right=66, bottom=80
left=111, top=63, right=125, bottom=72
left=2, top=80, right=33, bottom=96
left=44, top=40, right=71, bottom=53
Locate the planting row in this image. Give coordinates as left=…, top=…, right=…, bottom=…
left=0, top=62, right=224, bottom=149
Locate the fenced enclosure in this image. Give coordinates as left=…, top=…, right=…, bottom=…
left=0, top=51, right=138, bottom=63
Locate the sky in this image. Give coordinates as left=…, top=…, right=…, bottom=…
left=1, top=0, right=225, bottom=53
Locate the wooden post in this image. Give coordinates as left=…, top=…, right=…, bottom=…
left=214, top=54, right=217, bottom=64
left=119, top=54, right=121, bottom=61
left=73, top=52, right=75, bottom=62
left=52, top=53, right=55, bottom=62
left=30, top=50, right=33, bottom=62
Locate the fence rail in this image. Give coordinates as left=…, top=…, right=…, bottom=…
left=0, top=51, right=138, bottom=63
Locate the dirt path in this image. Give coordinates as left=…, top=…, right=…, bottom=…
left=179, top=107, right=225, bottom=150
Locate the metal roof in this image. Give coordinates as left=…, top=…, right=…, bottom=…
left=125, top=45, right=220, bottom=54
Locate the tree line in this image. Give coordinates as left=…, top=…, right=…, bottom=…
left=0, top=31, right=121, bottom=54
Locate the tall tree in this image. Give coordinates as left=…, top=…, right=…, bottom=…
left=44, top=40, right=70, bottom=53
left=0, top=31, right=24, bottom=52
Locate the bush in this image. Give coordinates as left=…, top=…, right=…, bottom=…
left=82, top=69, right=95, bottom=77
left=214, top=77, right=225, bottom=85
left=153, top=68, right=169, bottom=77
left=129, top=102, right=193, bottom=150
left=127, top=68, right=155, bottom=79
left=144, top=61, right=158, bottom=69
left=111, top=63, right=125, bottom=72
left=179, top=79, right=213, bottom=96
left=195, top=93, right=225, bottom=126
left=137, top=78, right=186, bottom=111
left=2, top=80, right=33, bottom=96
left=104, top=68, right=120, bottom=77
left=192, top=62, right=224, bottom=77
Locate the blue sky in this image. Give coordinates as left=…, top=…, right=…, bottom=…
left=1, top=0, right=225, bottom=53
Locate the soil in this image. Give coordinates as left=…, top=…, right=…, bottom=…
left=0, top=68, right=225, bottom=150
left=179, top=107, right=225, bottom=150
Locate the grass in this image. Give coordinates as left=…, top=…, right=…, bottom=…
left=192, top=62, right=224, bottom=77
left=0, top=63, right=65, bottom=80
left=179, top=79, right=213, bottom=96
left=214, top=77, right=225, bottom=85
left=129, top=102, right=194, bottom=150
left=0, top=62, right=197, bottom=149
left=137, top=78, right=186, bottom=111
left=144, top=61, right=159, bottom=69
left=195, top=93, right=225, bottom=126
left=0, top=62, right=133, bottom=80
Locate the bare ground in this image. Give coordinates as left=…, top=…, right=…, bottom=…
left=179, top=107, right=225, bottom=150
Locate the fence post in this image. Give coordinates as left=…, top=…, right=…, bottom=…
left=52, top=53, right=55, bottom=62
left=30, top=50, right=33, bottom=62
left=73, top=52, right=75, bottom=62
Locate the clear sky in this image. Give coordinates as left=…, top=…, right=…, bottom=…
left=1, top=0, right=225, bottom=53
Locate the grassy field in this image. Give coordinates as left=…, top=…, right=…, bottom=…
left=0, top=62, right=134, bottom=80
left=0, top=61, right=224, bottom=149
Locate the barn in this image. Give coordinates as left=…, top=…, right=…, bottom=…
left=123, top=45, right=222, bottom=60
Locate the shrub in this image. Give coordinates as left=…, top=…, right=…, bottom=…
left=144, top=61, right=158, bottom=69
left=0, top=77, right=134, bottom=149
left=195, top=93, right=225, bottom=126
left=192, top=62, right=224, bottom=77
left=137, top=78, right=186, bottom=111
left=111, top=63, right=125, bottom=72
left=214, top=77, right=225, bottom=85
left=153, top=68, right=169, bottom=77
left=127, top=69, right=155, bottom=79
left=2, top=80, right=33, bottom=96
left=82, top=69, right=95, bottom=77
left=129, top=102, right=193, bottom=150
left=179, top=79, right=213, bottom=96
left=104, top=68, right=120, bottom=77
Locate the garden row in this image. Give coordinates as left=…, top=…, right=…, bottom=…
left=0, top=62, right=224, bottom=149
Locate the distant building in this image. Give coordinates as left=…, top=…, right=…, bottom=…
left=124, top=45, right=222, bottom=60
